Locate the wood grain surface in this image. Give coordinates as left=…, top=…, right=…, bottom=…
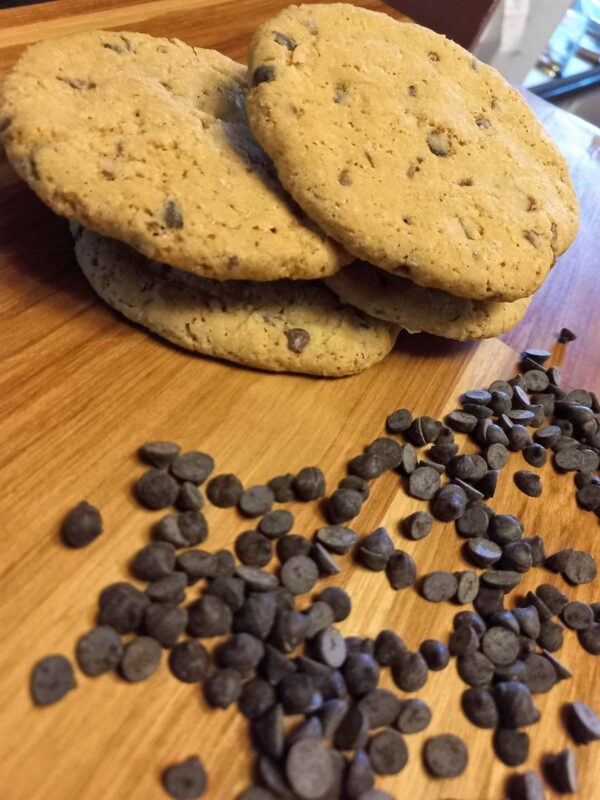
left=1, top=2, right=599, bottom=800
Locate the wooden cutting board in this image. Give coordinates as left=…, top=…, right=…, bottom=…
left=1, top=2, right=599, bottom=799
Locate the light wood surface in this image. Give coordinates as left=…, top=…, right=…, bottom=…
left=1, top=2, right=599, bottom=800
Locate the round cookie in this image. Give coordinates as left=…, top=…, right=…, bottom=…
left=247, top=3, right=579, bottom=301
left=0, top=30, right=349, bottom=281
left=326, top=261, right=531, bottom=340
left=73, top=227, right=398, bottom=377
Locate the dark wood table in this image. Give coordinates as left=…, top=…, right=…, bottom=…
left=1, top=3, right=599, bottom=800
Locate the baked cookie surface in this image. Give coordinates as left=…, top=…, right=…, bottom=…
left=325, top=261, right=531, bottom=340
left=247, top=3, right=579, bottom=300
left=0, top=30, right=348, bottom=280
left=74, top=227, right=399, bottom=377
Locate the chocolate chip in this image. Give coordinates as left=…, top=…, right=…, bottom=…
left=507, top=424, right=533, bottom=450
left=234, top=531, right=272, bottom=567
left=449, top=625, right=480, bottom=657
left=175, top=482, right=203, bottom=511
left=481, top=570, right=522, bottom=591
left=280, top=553, right=318, bottom=594
left=484, top=443, right=509, bottom=470
left=154, top=512, right=207, bottom=548
left=259, top=510, right=293, bottom=539
left=168, top=640, right=209, bottom=683
left=391, top=652, right=428, bottom=692
left=286, top=739, right=336, bottom=798
left=537, top=620, right=564, bottom=652
left=98, top=582, right=150, bottom=633
left=140, top=440, right=180, bottom=468
left=204, top=667, right=242, bottom=708
left=481, top=627, right=520, bottom=666
left=494, top=681, right=540, bottom=728
left=428, top=442, right=459, bottom=465
left=239, top=486, right=275, bottom=517
left=305, top=602, right=335, bottom=639
left=506, top=770, right=545, bottom=800
left=338, top=475, right=370, bottom=500
left=494, top=729, right=529, bottom=766
left=285, top=328, right=310, bottom=353
left=277, top=672, right=317, bottom=714
left=514, top=470, right=542, bottom=497
left=456, top=506, right=489, bottom=538
left=311, top=543, right=340, bottom=576
left=455, top=570, right=480, bottom=604
left=445, top=410, right=478, bottom=433
left=562, top=600, right=594, bottom=630
left=60, top=501, right=102, bottom=548
left=554, top=447, right=585, bottom=472
left=252, top=65, right=276, bottom=86
left=163, top=199, right=184, bottom=230
left=424, top=734, right=468, bottom=777
left=288, top=715, right=323, bottom=744
left=454, top=610, right=486, bottom=635
left=318, top=587, right=351, bottom=622
left=513, top=606, right=541, bottom=639
left=544, top=748, right=578, bottom=793
left=523, top=654, right=557, bottom=693
left=421, top=571, right=458, bottom=602
left=345, top=749, right=375, bottom=798
left=267, top=474, right=295, bottom=503
left=273, top=31, right=296, bottom=49
left=170, top=452, right=213, bottom=485
left=474, top=585, right=504, bottom=618
left=205, top=576, right=244, bottom=611
left=477, top=469, right=499, bottom=498
left=234, top=591, right=277, bottom=640
left=358, top=528, right=394, bottom=571
left=567, top=701, right=600, bottom=744
left=313, top=627, right=347, bottom=668
left=447, top=454, right=488, bottom=482
left=457, top=652, right=495, bottom=687
left=30, top=654, right=76, bottom=706
left=187, top=595, right=232, bottom=637
left=144, top=602, right=188, bottom=648
left=334, top=705, right=369, bottom=750
left=253, top=703, right=285, bottom=758
left=162, top=756, right=206, bottom=799
left=294, top=467, right=325, bottom=501
left=385, top=550, right=417, bottom=590
left=366, top=437, right=405, bottom=470
left=578, top=624, right=600, bottom=654
left=343, top=653, right=380, bottom=696
left=545, top=547, right=574, bottom=573
left=466, top=538, right=502, bottom=568
left=564, top=550, right=597, bottom=584
left=385, top=408, right=413, bottom=434
left=409, top=466, right=441, bottom=500
left=431, top=484, right=467, bottom=521
left=315, top=525, right=357, bottom=554
left=120, top=636, right=161, bottom=682
left=135, top=469, right=179, bottom=509
left=358, top=689, right=401, bottom=728
left=368, top=729, right=408, bottom=774
left=206, top=474, right=243, bottom=507
left=255, top=755, right=293, bottom=798
left=461, top=687, right=498, bottom=728
left=522, top=444, right=547, bottom=468
left=373, top=630, right=405, bottom=666
left=419, top=640, right=449, bottom=671
left=131, top=542, right=175, bottom=581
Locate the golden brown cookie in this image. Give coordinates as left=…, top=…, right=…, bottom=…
left=326, top=261, right=531, bottom=340
left=74, top=227, right=399, bottom=377
left=247, top=3, right=579, bottom=300
left=0, top=30, right=349, bottom=281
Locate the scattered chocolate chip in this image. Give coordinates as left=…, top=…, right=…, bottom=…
left=514, top=470, right=542, bottom=497
left=187, top=595, right=233, bottom=637
left=409, top=466, right=441, bottom=500
left=239, top=486, right=275, bottom=517
left=457, top=652, right=495, bottom=687
left=374, top=630, right=406, bottom=667
left=338, top=475, right=370, bottom=500
left=578, top=624, right=600, bottom=654
left=391, top=652, right=428, bottom=692
left=386, top=408, right=413, bottom=434
left=60, top=501, right=103, bottom=548
left=421, top=571, right=458, bottom=602
left=424, top=734, right=468, bottom=777
left=294, top=467, right=325, bottom=500
left=567, top=701, right=600, bottom=744
left=461, top=687, right=498, bottom=728
left=267, top=474, right=295, bottom=503
left=564, top=550, right=597, bottom=585
left=315, top=525, right=357, bottom=554
left=562, top=601, right=594, bottom=630
left=396, top=698, right=431, bottom=733
left=131, top=542, right=175, bottom=581
left=431, top=484, right=467, bottom=521
left=135, top=469, right=180, bottom=509
left=140, top=440, right=180, bottom=468
left=506, top=770, right=545, bottom=800
left=120, top=636, right=161, bottom=682
left=204, top=667, right=242, bottom=708
left=280, top=555, right=319, bottom=595
left=466, top=538, right=502, bottom=568
left=419, top=639, right=449, bottom=671
left=286, top=738, right=336, bottom=799
left=206, top=474, right=243, bottom=507
left=455, top=570, right=480, bottom=604
left=327, top=488, right=362, bottom=525
left=494, top=728, right=529, bottom=767
left=30, top=654, right=76, bottom=706
left=318, top=587, right=351, bottom=622
left=162, top=756, right=207, bottom=799
left=523, top=654, right=557, bottom=693
left=368, top=729, right=408, bottom=774
left=386, top=550, right=417, bottom=590
left=544, top=748, right=578, bottom=793
left=401, top=510, right=432, bottom=541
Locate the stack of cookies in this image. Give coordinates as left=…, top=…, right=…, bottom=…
left=0, top=3, right=579, bottom=376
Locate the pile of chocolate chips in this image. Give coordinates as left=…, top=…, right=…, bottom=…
left=30, top=346, right=600, bottom=800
